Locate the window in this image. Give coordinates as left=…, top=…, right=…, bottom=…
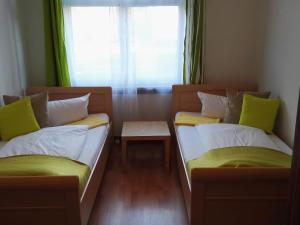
left=63, top=0, right=185, bottom=89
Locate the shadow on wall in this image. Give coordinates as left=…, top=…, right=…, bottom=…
left=259, top=0, right=300, bottom=147
left=204, top=0, right=270, bottom=84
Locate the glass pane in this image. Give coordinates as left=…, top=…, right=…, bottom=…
left=129, top=6, right=180, bottom=87
left=70, top=6, right=120, bottom=86
left=67, top=5, right=183, bottom=88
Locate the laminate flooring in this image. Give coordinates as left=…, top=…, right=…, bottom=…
left=88, top=141, right=188, bottom=225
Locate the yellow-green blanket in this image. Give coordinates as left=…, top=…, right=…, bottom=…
left=0, top=155, right=90, bottom=193
left=187, top=146, right=292, bottom=176
left=68, top=114, right=108, bottom=129
left=175, top=114, right=220, bottom=126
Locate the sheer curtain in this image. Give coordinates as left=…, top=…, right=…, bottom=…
left=63, top=0, right=185, bottom=133
left=63, top=0, right=185, bottom=89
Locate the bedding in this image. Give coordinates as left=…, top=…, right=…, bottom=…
left=0, top=113, right=109, bottom=167
left=175, top=111, right=204, bottom=120
left=223, top=90, right=270, bottom=124
left=187, top=146, right=291, bottom=175
left=195, top=123, right=282, bottom=153
left=48, top=93, right=90, bottom=126
left=175, top=113, right=220, bottom=126
left=176, top=124, right=293, bottom=162
left=176, top=123, right=292, bottom=175
left=175, top=114, right=293, bottom=165
left=0, top=155, right=90, bottom=193
left=0, top=125, right=89, bottom=161
left=197, top=92, right=227, bottom=120
left=0, top=142, right=5, bottom=149
left=176, top=124, right=205, bottom=162
left=239, top=94, right=280, bottom=133
left=0, top=113, right=110, bottom=192
left=0, top=97, right=40, bottom=141
left=68, top=113, right=108, bottom=128
left=3, top=92, right=49, bottom=128
left=78, top=124, right=109, bottom=168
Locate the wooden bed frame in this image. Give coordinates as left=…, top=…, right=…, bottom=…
left=0, top=87, right=113, bottom=225
left=172, top=84, right=291, bottom=225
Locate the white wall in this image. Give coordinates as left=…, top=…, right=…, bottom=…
left=0, top=0, right=25, bottom=104
left=204, top=0, right=268, bottom=84
left=259, top=0, right=300, bottom=146
left=17, top=0, right=46, bottom=86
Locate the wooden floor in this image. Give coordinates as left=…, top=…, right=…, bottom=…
left=88, top=141, right=188, bottom=225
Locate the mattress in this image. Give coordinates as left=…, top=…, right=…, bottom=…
left=175, top=113, right=293, bottom=163
left=0, top=113, right=110, bottom=169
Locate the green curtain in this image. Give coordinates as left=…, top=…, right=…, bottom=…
left=44, top=0, right=71, bottom=87
left=183, top=0, right=205, bottom=84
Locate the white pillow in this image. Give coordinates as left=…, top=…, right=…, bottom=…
left=197, top=92, right=227, bottom=120
left=48, top=93, right=90, bottom=126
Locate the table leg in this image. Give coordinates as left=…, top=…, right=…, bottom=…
left=122, top=139, right=127, bottom=165
left=164, top=138, right=171, bottom=172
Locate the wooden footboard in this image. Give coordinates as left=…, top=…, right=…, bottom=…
left=191, top=168, right=290, bottom=225
left=0, top=176, right=81, bottom=225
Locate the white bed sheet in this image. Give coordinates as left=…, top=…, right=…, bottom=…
left=176, top=124, right=293, bottom=163
left=0, top=113, right=110, bottom=169
left=78, top=124, right=109, bottom=168
left=0, top=142, right=5, bottom=150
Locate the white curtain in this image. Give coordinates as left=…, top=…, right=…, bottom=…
left=63, top=0, right=185, bottom=133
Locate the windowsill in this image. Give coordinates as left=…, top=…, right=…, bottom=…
left=137, top=87, right=171, bottom=94
left=112, top=87, right=172, bottom=95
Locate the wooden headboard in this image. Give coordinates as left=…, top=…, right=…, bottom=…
left=27, top=87, right=113, bottom=121
left=171, top=84, right=257, bottom=119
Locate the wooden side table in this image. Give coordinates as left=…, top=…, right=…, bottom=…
left=121, top=121, right=171, bottom=172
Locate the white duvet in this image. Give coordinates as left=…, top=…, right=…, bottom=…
left=0, top=125, right=88, bottom=163
left=190, top=124, right=292, bottom=161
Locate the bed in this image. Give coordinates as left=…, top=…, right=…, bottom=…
left=0, top=87, right=113, bottom=225
left=172, top=84, right=291, bottom=225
